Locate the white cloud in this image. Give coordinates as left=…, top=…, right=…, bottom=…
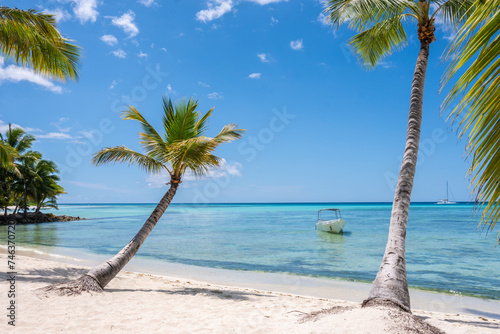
left=257, top=53, right=270, bottom=63
left=109, top=10, right=139, bottom=37
left=50, top=118, right=71, bottom=133
left=290, top=39, right=304, bottom=50
left=111, top=49, right=127, bottom=58
left=72, top=0, right=99, bottom=24
left=145, top=159, right=242, bottom=187
left=196, top=0, right=233, bottom=22
left=198, top=81, right=210, bottom=87
left=100, top=34, right=118, bottom=46
left=44, top=8, right=72, bottom=22
left=37, top=132, right=73, bottom=140
left=248, top=0, right=288, bottom=4
left=0, top=121, right=28, bottom=134
left=208, top=92, right=223, bottom=99
left=0, top=58, right=63, bottom=94
left=138, top=0, right=156, bottom=7
left=166, top=84, right=176, bottom=95
left=271, top=16, right=278, bottom=25
left=248, top=73, right=261, bottom=79
left=317, top=13, right=329, bottom=27
left=109, top=80, right=118, bottom=89
left=161, top=47, right=167, bottom=53
left=138, top=51, right=148, bottom=58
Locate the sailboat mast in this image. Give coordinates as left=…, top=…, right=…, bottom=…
left=446, top=181, right=449, bottom=200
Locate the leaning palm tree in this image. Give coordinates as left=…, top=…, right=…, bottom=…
left=325, top=0, right=475, bottom=312
left=442, top=0, right=500, bottom=242
left=0, top=7, right=81, bottom=81
left=41, top=97, right=244, bottom=294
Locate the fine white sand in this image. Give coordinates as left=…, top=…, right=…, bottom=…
left=1, top=254, right=499, bottom=333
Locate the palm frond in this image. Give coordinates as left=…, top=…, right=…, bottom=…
left=325, top=0, right=417, bottom=31
left=349, top=14, right=409, bottom=68
left=213, top=124, right=246, bottom=144
left=431, top=0, right=476, bottom=28
left=0, top=7, right=81, bottom=81
left=194, top=107, right=214, bottom=135
left=441, top=0, right=500, bottom=237
left=92, top=146, right=165, bottom=174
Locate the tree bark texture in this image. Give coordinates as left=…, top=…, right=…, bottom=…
left=84, top=183, right=179, bottom=289
left=362, top=42, right=430, bottom=313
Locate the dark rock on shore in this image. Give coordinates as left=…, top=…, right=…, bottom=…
left=0, top=212, right=86, bottom=225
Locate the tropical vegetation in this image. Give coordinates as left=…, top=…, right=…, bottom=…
left=0, top=124, right=64, bottom=216
left=0, top=6, right=81, bottom=81
left=325, top=0, right=476, bottom=312
left=42, top=97, right=245, bottom=294
left=442, top=0, right=500, bottom=242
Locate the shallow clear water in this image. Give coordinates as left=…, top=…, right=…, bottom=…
left=2, top=202, right=499, bottom=299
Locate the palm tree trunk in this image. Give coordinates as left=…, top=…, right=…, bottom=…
left=41, top=183, right=179, bottom=294
left=362, top=41, right=430, bottom=313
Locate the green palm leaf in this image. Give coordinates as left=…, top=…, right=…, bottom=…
left=93, top=96, right=245, bottom=186
left=442, top=0, right=500, bottom=237
left=0, top=7, right=81, bottom=82
left=92, top=146, right=165, bottom=174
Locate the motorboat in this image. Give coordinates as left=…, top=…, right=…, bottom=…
left=316, top=208, right=346, bottom=234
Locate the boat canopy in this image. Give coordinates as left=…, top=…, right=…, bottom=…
left=317, top=208, right=342, bottom=220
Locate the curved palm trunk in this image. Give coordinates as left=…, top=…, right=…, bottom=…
left=86, top=183, right=179, bottom=289
left=41, top=183, right=179, bottom=295
left=362, top=42, right=430, bottom=313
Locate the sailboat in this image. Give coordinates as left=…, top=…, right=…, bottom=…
left=436, top=181, right=456, bottom=205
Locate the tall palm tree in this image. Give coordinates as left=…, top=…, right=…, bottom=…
left=325, top=0, right=475, bottom=312
left=0, top=7, right=81, bottom=81
left=442, top=0, right=500, bottom=242
left=42, top=97, right=244, bottom=294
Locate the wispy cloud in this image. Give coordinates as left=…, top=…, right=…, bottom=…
left=290, top=39, right=303, bottom=51
left=248, top=73, right=261, bottom=79
left=63, top=180, right=129, bottom=193
left=248, top=0, right=288, bottom=4
left=257, top=53, right=270, bottom=63
left=50, top=117, right=71, bottom=133
left=37, top=132, right=73, bottom=140
left=270, top=16, right=278, bottom=25
left=111, top=49, right=127, bottom=58
left=43, top=8, right=72, bottom=22
left=138, top=0, right=157, bottom=7
left=109, top=10, right=139, bottom=37
left=109, top=80, right=118, bottom=89
left=0, top=120, right=39, bottom=134
left=100, top=34, right=118, bottom=46
left=196, top=0, right=233, bottom=22
left=317, top=13, right=329, bottom=27
left=208, top=92, right=223, bottom=99
left=0, top=58, right=63, bottom=94
left=138, top=51, right=148, bottom=59
left=72, top=0, right=99, bottom=24
left=198, top=81, right=210, bottom=88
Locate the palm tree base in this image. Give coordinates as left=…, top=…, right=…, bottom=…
left=37, top=275, right=103, bottom=296
left=362, top=298, right=411, bottom=313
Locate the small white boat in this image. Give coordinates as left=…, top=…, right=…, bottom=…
left=436, top=181, right=456, bottom=205
left=316, top=209, right=346, bottom=234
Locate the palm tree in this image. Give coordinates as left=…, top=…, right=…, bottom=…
left=0, top=7, right=81, bottom=81
left=325, top=0, right=475, bottom=312
left=442, top=0, right=500, bottom=242
left=29, top=159, right=65, bottom=214
left=0, top=125, right=35, bottom=214
left=42, top=97, right=244, bottom=294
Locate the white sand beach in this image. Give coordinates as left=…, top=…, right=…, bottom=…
left=1, top=253, right=499, bottom=333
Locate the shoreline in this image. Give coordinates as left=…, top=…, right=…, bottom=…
left=5, top=244, right=500, bottom=321
left=0, top=212, right=84, bottom=225
left=1, top=252, right=499, bottom=333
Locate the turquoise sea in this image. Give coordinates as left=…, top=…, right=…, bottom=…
left=2, top=202, right=499, bottom=300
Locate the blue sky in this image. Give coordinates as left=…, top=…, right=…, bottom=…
left=2, top=0, right=472, bottom=203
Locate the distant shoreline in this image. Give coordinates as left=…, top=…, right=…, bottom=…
left=0, top=212, right=85, bottom=225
